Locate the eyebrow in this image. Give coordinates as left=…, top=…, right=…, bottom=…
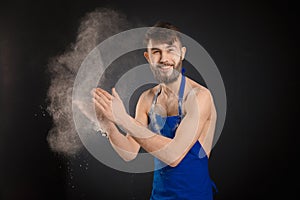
left=150, top=45, right=177, bottom=51
left=150, top=48, right=161, bottom=51
left=166, top=45, right=177, bottom=48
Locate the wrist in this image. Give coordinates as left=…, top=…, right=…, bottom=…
left=117, top=114, right=131, bottom=129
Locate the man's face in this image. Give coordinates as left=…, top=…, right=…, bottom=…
left=145, top=39, right=186, bottom=84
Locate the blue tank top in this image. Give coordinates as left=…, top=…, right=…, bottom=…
left=148, top=73, right=217, bottom=200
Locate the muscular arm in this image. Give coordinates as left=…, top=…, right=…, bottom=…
left=103, top=91, right=151, bottom=161
left=120, top=89, right=213, bottom=167
left=105, top=124, right=140, bottom=162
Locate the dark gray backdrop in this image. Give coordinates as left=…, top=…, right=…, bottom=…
left=0, top=0, right=297, bottom=199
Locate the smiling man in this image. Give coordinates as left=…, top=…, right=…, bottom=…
left=92, top=21, right=218, bottom=200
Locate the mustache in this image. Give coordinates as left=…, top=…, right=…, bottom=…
left=155, top=63, right=175, bottom=68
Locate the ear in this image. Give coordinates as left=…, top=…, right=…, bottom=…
left=144, top=51, right=150, bottom=63
left=181, top=46, right=187, bottom=60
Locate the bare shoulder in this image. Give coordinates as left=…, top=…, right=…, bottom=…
left=183, top=78, right=213, bottom=117
left=185, top=77, right=212, bottom=100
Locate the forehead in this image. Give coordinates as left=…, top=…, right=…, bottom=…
left=147, top=39, right=181, bottom=50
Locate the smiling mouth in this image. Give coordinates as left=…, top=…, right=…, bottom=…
left=159, top=65, right=173, bottom=72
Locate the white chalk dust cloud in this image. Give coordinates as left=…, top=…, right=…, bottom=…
left=46, top=8, right=131, bottom=156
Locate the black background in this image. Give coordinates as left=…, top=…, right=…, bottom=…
left=0, top=0, right=298, bottom=199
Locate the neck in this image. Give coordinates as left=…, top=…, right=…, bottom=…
left=160, top=73, right=182, bottom=96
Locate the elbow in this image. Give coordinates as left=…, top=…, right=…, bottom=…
left=169, top=163, right=178, bottom=168
left=122, top=152, right=138, bottom=162
left=168, top=152, right=186, bottom=167
left=123, top=157, right=133, bottom=162
left=169, top=158, right=182, bottom=167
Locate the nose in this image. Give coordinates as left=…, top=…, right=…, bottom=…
left=160, top=51, right=169, bottom=63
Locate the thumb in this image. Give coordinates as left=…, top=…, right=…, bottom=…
left=112, top=88, right=120, bottom=99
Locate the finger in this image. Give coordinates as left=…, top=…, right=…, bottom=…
left=96, top=88, right=114, bottom=101
left=93, top=94, right=110, bottom=110
left=93, top=98, right=106, bottom=113
left=94, top=90, right=111, bottom=105
left=93, top=98, right=114, bottom=122
left=112, top=88, right=120, bottom=99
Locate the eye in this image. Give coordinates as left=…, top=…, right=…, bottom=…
left=152, top=50, right=160, bottom=54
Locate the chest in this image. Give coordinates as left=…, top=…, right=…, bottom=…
left=154, top=94, right=185, bottom=116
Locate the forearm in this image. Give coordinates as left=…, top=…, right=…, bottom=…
left=133, top=135, right=178, bottom=166
left=105, top=122, right=140, bottom=161
left=120, top=116, right=189, bottom=166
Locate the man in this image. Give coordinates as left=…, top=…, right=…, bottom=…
left=92, top=21, right=217, bottom=199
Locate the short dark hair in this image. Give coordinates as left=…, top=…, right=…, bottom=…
left=144, top=21, right=182, bottom=47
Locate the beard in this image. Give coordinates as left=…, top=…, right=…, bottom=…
left=150, top=59, right=182, bottom=84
